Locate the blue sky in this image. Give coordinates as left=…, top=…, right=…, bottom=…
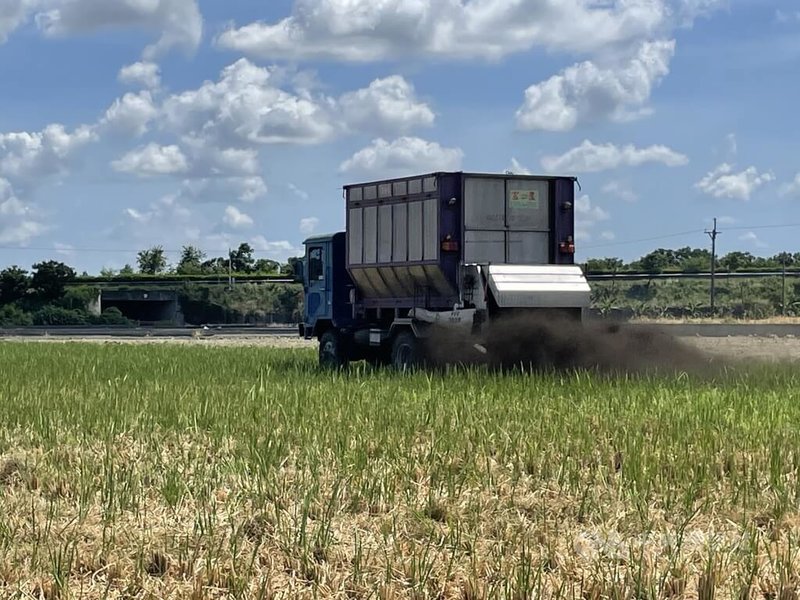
left=0, top=0, right=798, bottom=274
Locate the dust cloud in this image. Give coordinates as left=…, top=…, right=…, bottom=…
left=421, top=313, right=725, bottom=377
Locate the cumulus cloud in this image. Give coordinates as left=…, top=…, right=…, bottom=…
left=340, top=137, right=463, bottom=178
left=507, top=158, right=531, bottom=175
left=162, top=58, right=337, bottom=146
left=516, top=40, right=675, bottom=131
left=739, top=231, right=767, bottom=249
left=251, top=236, right=298, bottom=258
left=338, top=75, right=434, bottom=135
left=35, top=0, right=203, bottom=59
left=602, top=180, right=638, bottom=202
left=223, top=205, right=254, bottom=229
left=171, top=177, right=268, bottom=204
left=0, top=123, right=97, bottom=182
left=299, top=217, right=319, bottom=235
left=541, top=140, right=688, bottom=173
left=780, top=173, right=800, bottom=198
left=0, top=0, right=37, bottom=43
left=0, top=177, right=48, bottom=245
left=695, top=163, right=775, bottom=200
left=118, top=62, right=161, bottom=89
left=100, top=91, right=158, bottom=137
left=215, top=0, right=674, bottom=62
left=112, top=143, right=189, bottom=176
left=574, top=194, right=611, bottom=242
left=288, top=183, right=309, bottom=201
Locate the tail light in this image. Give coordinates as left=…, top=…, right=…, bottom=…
left=441, top=235, right=459, bottom=252
left=559, top=236, right=575, bottom=254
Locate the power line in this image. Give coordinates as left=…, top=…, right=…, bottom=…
left=581, top=229, right=701, bottom=250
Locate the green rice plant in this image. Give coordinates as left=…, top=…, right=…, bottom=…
left=0, top=340, right=799, bottom=597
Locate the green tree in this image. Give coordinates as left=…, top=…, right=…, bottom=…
left=137, top=246, right=167, bottom=275
left=119, top=264, right=135, bottom=277
left=229, top=243, right=255, bottom=273
left=585, top=257, right=624, bottom=273
left=254, top=258, right=280, bottom=274
left=637, top=249, right=676, bottom=274
left=177, top=245, right=206, bottom=275
left=772, top=252, right=794, bottom=267
left=31, top=261, right=76, bottom=301
left=100, top=267, right=117, bottom=278
left=719, top=251, right=755, bottom=272
left=0, top=266, right=30, bottom=304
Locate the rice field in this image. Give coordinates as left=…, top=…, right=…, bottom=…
left=1, top=340, right=799, bottom=598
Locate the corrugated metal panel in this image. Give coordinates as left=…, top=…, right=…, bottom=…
left=351, top=269, right=377, bottom=297
left=464, top=230, right=505, bottom=263
left=349, top=187, right=362, bottom=203
left=363, top=267, right=390, bottom=297
left=423, top=198, right=438, bottom=261
left=424, top=264, right=454, bottom=296
left=508, top=231, right=550, bottom=264
left=349, top=208, right=363, bottom=265
left=378, top=205, right=392, bottom=263
left=364, top=206, right=377, bottom=264
left=423, top=176, right=437, bottom=192
left=507, top=179, right=550, bottom=231
left=485, top=265, right=591, bottom=308
left=393, top=181, right=407, bottom=196
left=378, top=267, right=404, bottom=297
left=409, top=179, right=422, bottom=194
left=392, top=203, right=408, bottom=262
left=378, top=183, right=392, bottom=198
left=392, top=266, right=415, bottom=296
left=465, top=177, right=505, bottom=230
left=408, top=201, right=423, bottom=261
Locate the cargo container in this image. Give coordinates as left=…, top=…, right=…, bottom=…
left=297, top=171, right=591, bottom=369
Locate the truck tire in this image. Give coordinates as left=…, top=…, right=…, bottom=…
left=390, top=330, right=423, bottom=371
left=319, top=330, right=348, bottom=370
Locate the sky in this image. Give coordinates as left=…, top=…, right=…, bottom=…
left=0, top=0, right=799, bottom=274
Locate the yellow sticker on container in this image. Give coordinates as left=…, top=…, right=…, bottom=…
left=509, top=190, right=539, bottom=209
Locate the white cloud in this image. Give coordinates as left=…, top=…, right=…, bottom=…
left=739, top=231, right=767, bottom=249
left=339, top=75, right=434, bottom=135
left=775, top=9, right=800, bottom=24
left=251, top=236, right=298, bottom=258
left=35, top=0, right=203, bottom=59
left=507, top=158, right=531, bottom=175
left=223, top=205, right=253, bottom=229
left=288, top=183, right=309, bottom=201
left=695, top=163, right=775, bottom=201
left=516, top=39, right=675, bottom=131
left=118, top=61, right=161, bottom=89
left=299, top=217, right=319, bottom=235
left=112, top=143, right=189, bottom=176
left=0, top=0, right=37, bottom=44
left=162, top=58, right=337, bottom=146
left=0, top=177, right=48, bottom=245
left=340, top=137, right=463, bottom=177
left=0, top=123, right=97, bottom=182
left=780, top=173, right=800, bottom=198
left=100, top=91, right=158, bottom=137
left=600, top=231, right=616, bottom=241
left=602, top=180, right=638, bottom=203
left=214, top=0, right=673, bottom=63
left=172, top=176, right=268, bottom=203
left=574, top=194, right=610, bottom=243
left=541, top=140, right=688, bottom=173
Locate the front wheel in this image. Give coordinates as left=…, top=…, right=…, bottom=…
left=390, top=330, right=424, bottom=371
left=319, top=330, right=349, bottom=370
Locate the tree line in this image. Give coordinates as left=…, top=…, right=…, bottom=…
left=585, top=247, right=800, bottom=274
left=116, top=243, right=299, bottom=277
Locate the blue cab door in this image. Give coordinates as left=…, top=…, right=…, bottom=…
left=304, top=241, right=331, bottom=335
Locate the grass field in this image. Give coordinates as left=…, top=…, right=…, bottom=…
left=1, top=341, right=799, bottom=599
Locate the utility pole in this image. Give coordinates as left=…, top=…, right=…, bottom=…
left=705, top=218, right=721, bottom=313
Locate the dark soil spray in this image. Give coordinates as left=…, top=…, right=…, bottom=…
left=421, top=313, right=726, bottom=377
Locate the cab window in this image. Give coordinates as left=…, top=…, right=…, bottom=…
left=308, top=247, right=323, bottom=281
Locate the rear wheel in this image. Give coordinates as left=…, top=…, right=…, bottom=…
left=319, top=330, right=349, bottom=370
left=390, top=330, right=424, bottom=371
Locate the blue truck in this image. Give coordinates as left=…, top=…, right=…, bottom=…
left=297, top=171, right=591, bottom=369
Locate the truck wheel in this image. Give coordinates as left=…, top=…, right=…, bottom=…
left=319, top=331, right=348, bottom=370
left=390, top=330, right=423, bottom=371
